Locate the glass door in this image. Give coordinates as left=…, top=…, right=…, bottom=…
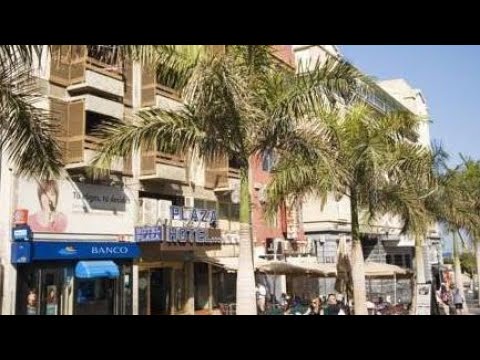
left=138, top=270, right=151, bottom=315
left=40, top=268, right=63, bottom=315
left=74, top=278, right=115, bottom=315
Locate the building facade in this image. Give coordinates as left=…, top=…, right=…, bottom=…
left=0, top=45, right=302, bottom=315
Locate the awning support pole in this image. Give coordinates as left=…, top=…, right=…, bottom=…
left=393, top=273, right=397, bottom=305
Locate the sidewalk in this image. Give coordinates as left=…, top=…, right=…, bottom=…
left=464, top=292, right=479, bottom=315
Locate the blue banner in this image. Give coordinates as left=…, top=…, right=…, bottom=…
left=32, top=242, right=141, bottom=261
left=11, top=242, right=32, bottom=263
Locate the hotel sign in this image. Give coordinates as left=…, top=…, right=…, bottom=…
left=135, top=206, right=221, bottom=244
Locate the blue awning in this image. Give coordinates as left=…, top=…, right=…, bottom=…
left=75, top=261, right=120, bottom=279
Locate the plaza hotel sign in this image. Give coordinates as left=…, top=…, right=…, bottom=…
left=134, top=206, right=221, bottom=244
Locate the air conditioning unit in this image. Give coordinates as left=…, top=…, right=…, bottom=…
left=140, top=198, right=158, bottom=225
left=157, top=200, right=172, bottom=224
left=184, top=196, right=194, bottom=208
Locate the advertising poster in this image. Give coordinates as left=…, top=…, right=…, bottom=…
left=17, top=178, right=135, bottom=235
left=415, top=283, right=431, bottom=315
left=46, top=285, right=58, bottom=315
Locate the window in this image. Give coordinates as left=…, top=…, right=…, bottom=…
left=218, top=202, right=239, bottom=222
left=194, top=199, right=217, bottom=211
left=404, top=254, right=412, bottom=269
left=86, top=111, right=119, bottom=137
left=316, top=240, right=337, bottom=264
left=219, top=202, right=230, bottom=220
left=228, top=156, right=242, bottom=169
left=262, top=151, right=276, bottom=172
left=386, top=255, right=392, bottom=264
left=394, top=255, right=403, bottom=267
left=231, top=204, right=240, bottom=221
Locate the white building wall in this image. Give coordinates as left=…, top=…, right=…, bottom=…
left=377, top=79, right=431, bottom=146
left=294, top=45, right=433, bottom=244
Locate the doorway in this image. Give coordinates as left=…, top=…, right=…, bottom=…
left=74, top=278, right=116, bottom=315
left=150, top=268, right=172, bottom=315
left=16, top=265, right=72, bottom=315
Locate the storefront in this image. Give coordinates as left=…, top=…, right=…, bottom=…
left=135, top=204, right=223, bottom=315
left=13, top=241, right=140, bottom=315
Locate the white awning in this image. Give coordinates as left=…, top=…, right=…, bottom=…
left=196, top=256, right=412, bottom=278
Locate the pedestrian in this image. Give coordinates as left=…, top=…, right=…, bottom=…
left=439, top=284, right=451, bottom=315
left=324, top=294, right=341, bottom=315
left=256, top=283, right=267, bottom=315
left=453, top=287, right=465, bottom=315
left=304, top=297, right=323, bottom=315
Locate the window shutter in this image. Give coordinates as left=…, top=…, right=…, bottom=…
left=123, top=60, right=133, bottom=107
left=67, top=100, right=85, bottom=163
left=50, top=45, right=72, bottom=86
left=141, top=64, right=156, bottom=107
left=49, top=98, right=69, bottom=162
left=140, top=144, right=156, bottom=175
left=70, top=45, right=86, bottom=85
left=123, top=116, right=133, bottom=175
left=205, top=155, right=228, bottom=189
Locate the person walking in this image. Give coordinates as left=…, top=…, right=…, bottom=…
left=256, top=283, right=267, bottom=315
left=453, top=287, right=465, bottom=315
left=304, top=297, right=323, bottom=315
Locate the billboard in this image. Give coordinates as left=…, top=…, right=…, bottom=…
left=17, top=179, right=135, bottom=235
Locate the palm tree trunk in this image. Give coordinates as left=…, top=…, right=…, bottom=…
left=410, top=236, right=425, bottom=315
left=476, top=241, right=480, bottom=306
left=453, top=231, right=468, bottom=313
left=350, top=188, right=367, bottom=315
left=235, top=169, right=257, bottom=315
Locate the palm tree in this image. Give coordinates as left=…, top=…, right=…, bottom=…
left=92, top=45, right=362, bottom=314
left=266, top=103, right=433, bottom=315
left=0, top=45, right=63, bottom=179
left=427, top=155, right=480, bottom=309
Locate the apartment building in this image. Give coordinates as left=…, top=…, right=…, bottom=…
left=0, top=45, right=301, bottom=315
left=291, top=45, right=440, bottom=302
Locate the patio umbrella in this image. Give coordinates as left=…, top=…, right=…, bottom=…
left=256, top=260, right=327, bottom=276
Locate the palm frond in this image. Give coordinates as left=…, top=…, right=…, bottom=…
left=0, top=62, right=63, bottom=179
left=0, top=45, right=43, bottom=72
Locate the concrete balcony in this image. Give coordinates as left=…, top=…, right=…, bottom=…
left=140, top=151, right=187, bottom=184
left=68, top=66, right=124, bottom=98
left=70, top=94, right=124, bottom=120
left=63, top=135, right=131, bottom=175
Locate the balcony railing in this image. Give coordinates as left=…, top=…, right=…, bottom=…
left=156, top=151, right=185, bottom=167
left=156, top=83, right=182, bottom=102
left=86, top=57, right=123, bottom=80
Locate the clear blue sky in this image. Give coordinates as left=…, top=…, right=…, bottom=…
left=340, top=45, right=480, bottom=254
left=340, top=45, right=480, bottom=166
